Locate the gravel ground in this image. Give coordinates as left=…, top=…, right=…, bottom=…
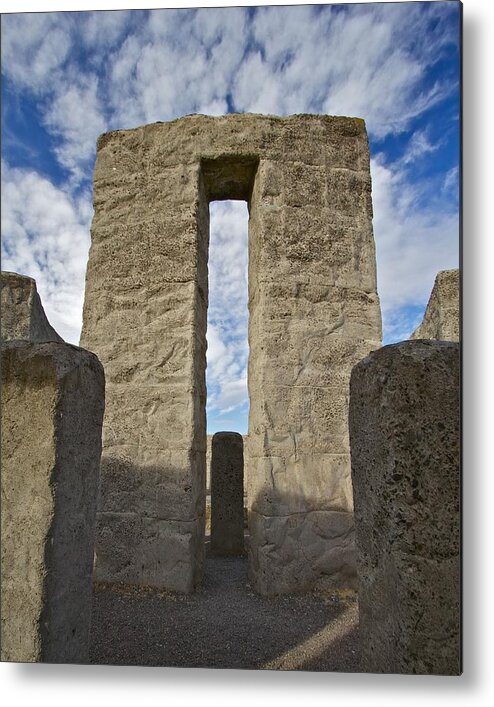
left=89, top=551, right=360, bottom=672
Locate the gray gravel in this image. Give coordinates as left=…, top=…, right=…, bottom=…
left=89, top=553, right=360, bottom=672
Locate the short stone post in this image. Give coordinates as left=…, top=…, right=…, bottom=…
left=411, top=268, right=459, bottom=341
left=210, top=432, right=244, bottom=556
left=1, top=341, right=105, bottom=663
left=349, top=340, right=460, bottom=675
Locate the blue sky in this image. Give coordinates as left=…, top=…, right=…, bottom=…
left=1, top=1, right=460, bottom=434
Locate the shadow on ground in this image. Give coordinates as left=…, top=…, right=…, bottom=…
left=89, top=553, right=360, bottom=672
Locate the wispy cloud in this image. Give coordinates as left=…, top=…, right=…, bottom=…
left=2, top=4, right=459, bottom=178
left=43, top=73, right=107, bottom=184
left=402, top=128, right=444, bottom=164
left=1, top=13, right=72, bottom=92
left=443, top=165, right=460, bottom=201
left=206, top=201, right=249, bottom=419
left=1, top=161, right=92, bottom=343
left=234, top=3, right=458, bottom=138
left=371, top=153, right=459, bottom=341
left=107, top=8, right=247, bottom=127
left=80, top=9, right=132, bottom=52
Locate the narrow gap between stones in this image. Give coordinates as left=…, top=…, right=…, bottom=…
left=205, top=200, right=249, bottom=571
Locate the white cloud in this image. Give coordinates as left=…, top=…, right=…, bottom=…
left=371, top=154, right=459, bottom=339
left=43, top=74, right=107, bottom=183
left=382, top=308, right=425, bottom=346
left=233, top=3, right=457, bottom=138
left=233, top=52, right=284, bottom=115
left=1, top=162, right=92, bottom=344
left=106, top=7, right=249, bottom=127
left=80, top=9, right=132, bottom=50
left=402, top=129, right=443, bottom=164
left=443, top=166, right=459, bottom=199
left=2, top=4, right=458, bottom=177
left=214, top=377, right=249, bottom=415
left=0, top=13, right=72, bottom=92
left=206, top=201, right=249, bottom=416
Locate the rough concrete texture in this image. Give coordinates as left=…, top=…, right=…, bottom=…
left=349, top=340, right=460, bottom=675
left=80, top=113, right=381, bottom=594
left=411, top=269, right=459, bottom=341
left=210, top=432, right=244, bottom=556
left=1, top=341, right=104, bottom=663
left=1, top=271, right=64, bottom=344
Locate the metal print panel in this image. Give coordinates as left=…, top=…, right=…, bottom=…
left=1, top=1, right=461, bottom=675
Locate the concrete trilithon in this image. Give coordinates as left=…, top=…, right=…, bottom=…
left=80, top=113, right=382, bottom=594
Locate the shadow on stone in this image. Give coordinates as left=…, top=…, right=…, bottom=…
left=349, top=340, right=460, bottom=676
left=210, top=432, right=244, bottom=557
left=1, top=340, right=104, bottom=663
left=94, top=454, right=205, bottom=594
left=89, top=479, right=362, bottom=670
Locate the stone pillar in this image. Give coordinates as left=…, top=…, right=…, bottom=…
left=81, top=125, right=209, bottom=593
left=349, top=340, right=460, bottom=675
left=411, top=268, right=459, bottom=341
left=1, top=271, right=64, bottom=343
left=246, top=117, right=381, bottom=594
left=210, top=432, right=244, bottom=556
left=81, top=114, right=381, bottom=594
left=1, top=341, right=104, bottom=663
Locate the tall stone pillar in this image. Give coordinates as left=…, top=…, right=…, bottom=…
left=81, top=126, right=209, bottom=593
left=1, top=341, right=104, bottom=663
left=411, top=268, right=460, bottom=341
left=246, top=117, right=381, bottom=594
left=210, top=432, right=244, bottom=556
left=349, top=340, right=460, bottom=675
left=81, top=114, right=381, bottom=594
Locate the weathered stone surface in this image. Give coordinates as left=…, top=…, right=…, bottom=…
left=349, top=340, right=460, bottom=675
left=210, top=432, right=244, bottom=556
left=249, top=508, right=356, bottom=595
left=95, top=453, right=205, bottom=592
left=1, top=271, right=64, bottom=344
left=81, top=113, right=381, bottom=594
left=1, top=341, right=104, bottom=663
left=411, top=268, right=459, bottom=341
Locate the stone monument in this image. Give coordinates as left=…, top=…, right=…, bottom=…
left=81, top=113, right=382, bottom=594
left=411, top=268, right=459, bottom=341
left=1, top=271, right=64, bottom=344
left=349, top=340, right=460, bottom=675
left=1, top=341, right=104, bottom=663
